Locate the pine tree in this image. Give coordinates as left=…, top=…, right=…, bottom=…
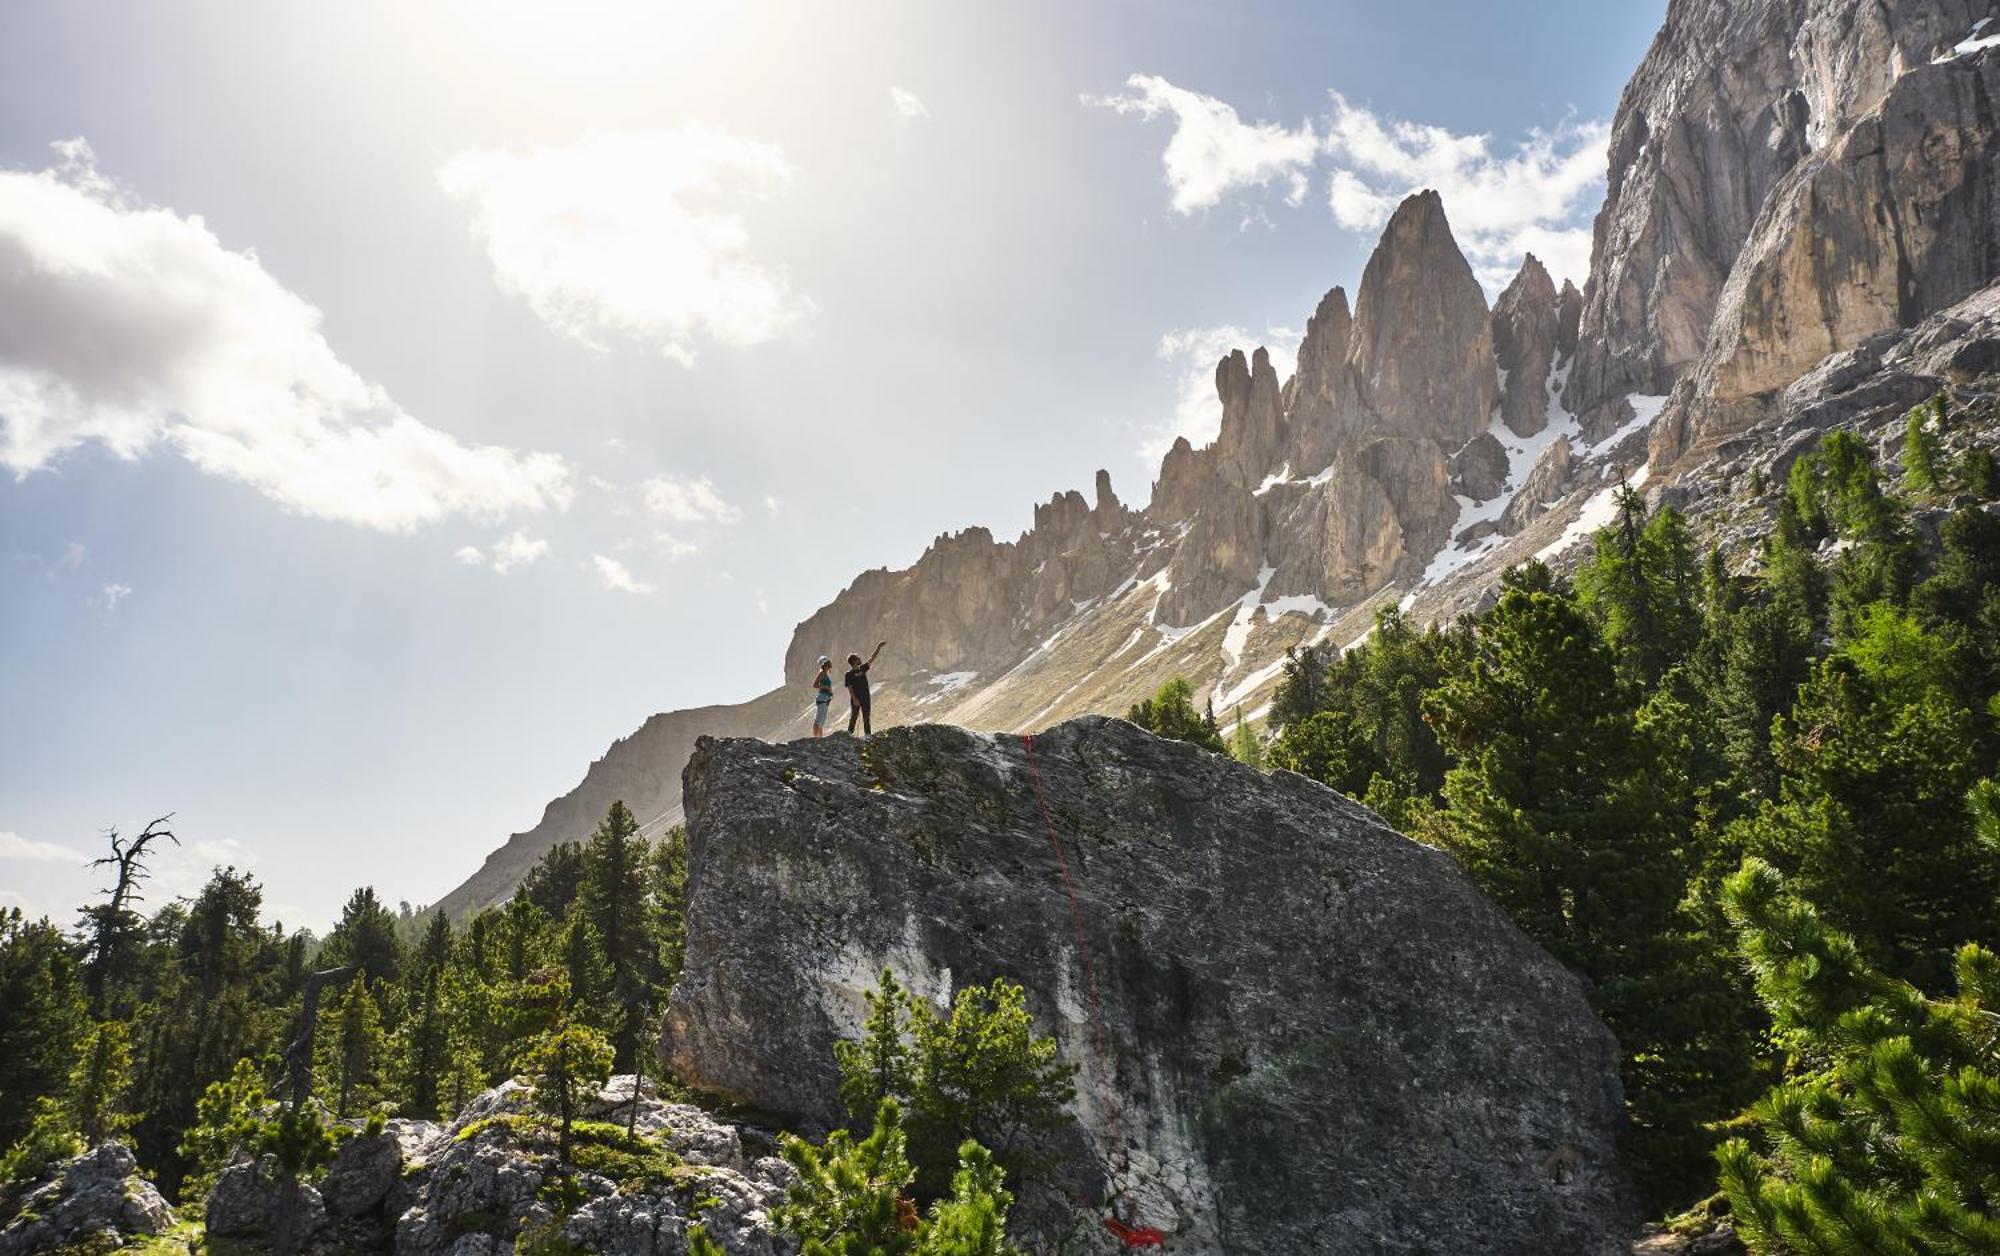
left=520, top=840, right=587, bottom=921
left=1903, top=398, right=1946, bottom=493
left=78, top=816, right=177, bottom=1018
left=399, top=912, right=454, bottom=1118
left=775, top=1100, right=1025, bottom=1256
left=130, top=867, right=273, bottom=1196
left=1426, top=571, right=1724, bottom=1204
left=519, top=1014, right=613, bottom=1163
left=176, top=1057, right=269, bottom=1209
left=648, top=826, right=690, bottom=997
left=833, top=972, right=1075, bottom=1201
left=68, top=1020, right=136, bottom=1146
left=322, top=887, right=405, bottom=989
left=1125, top=678, right=1226, bottom=753
left=0, top=909, right=88, bottom=1148
left=319, top=975, right=389, bottom=1119
left=579, top=801, right=653, bottom=1069
left=559, top=912, right=613, bottom=1033
left=1716, top=857, right=2000, bottom=1253
left=1227, top=706, right=1263, bottom=769
left=1960, top=445, right=2000, bottom=499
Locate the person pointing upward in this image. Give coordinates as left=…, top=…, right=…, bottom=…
left=846, top=640, right=886, bottom=738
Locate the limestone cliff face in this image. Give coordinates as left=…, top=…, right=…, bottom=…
left=1347, top=190, right=1496, bottom=450
left=1563, top=0, right=1817, bottom=426
left=1279, top=285, right=1355, bottom=474
left=1492, top=255, right=1563, bottom=438
left=663, top=719, right=1638, bottom=1254
left=1656, top=19, right=2000, bottom=465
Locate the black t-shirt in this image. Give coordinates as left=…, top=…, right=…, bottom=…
left=845, top=662, right=871, bottom=702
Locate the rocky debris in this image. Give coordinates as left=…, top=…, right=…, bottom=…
left=1501, top=437, right=1577, bottom=535
left=1631, top=1220, right=1747, bottom=1255
left=1451, top=431, right=1512, bottom=501
left=663, top=718, right=1639, bottom=1255
left=1492, top=254, right=1562, bottom=437
left=0, top=1144, right=175, bottom=1256
left=1348, top=190, right=1496, bottom=450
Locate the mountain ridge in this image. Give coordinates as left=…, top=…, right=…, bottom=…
left=436, top=0, right=2000, bottom=918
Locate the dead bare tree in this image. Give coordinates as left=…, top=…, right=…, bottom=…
left=81, top=814, right=177, bottom=1017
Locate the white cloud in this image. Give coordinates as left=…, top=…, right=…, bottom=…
left=591, top=553, right=651, bottom=594
left=763, top=494, right=781, bottom=517
left=59, top=542, right=86, bottom=570
left=0, top=831, right=82, bottom=862
left=439, top=127, right=810, bottom=365
left=654, top=532, right=700, bottom=560
left=90, top=582, right=131, bottom=613
left=1145, top=325, right=1301, bottom=464
left=889, top=86, right=931, bottom=121
left=458, top=529, right=550, bottom=573
left=0, top=140, right=574, bottom=530
left=1319, top=92, right=1606, bottom=291
left=642, top=473, right=742, bottom=525
left=1086, top=79, right=1607, bottom=291
left=488, top=529, right=549, bottom=573
left=1083, top=75, right=1317, bottom=214
left=0, top=889, right=41, bottom=918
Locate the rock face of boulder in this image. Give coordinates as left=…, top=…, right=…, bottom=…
left=0, top=1144, right=175, bottom=1256
left=662, top=718, right=1639, bottom=1255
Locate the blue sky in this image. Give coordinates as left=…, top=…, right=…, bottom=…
left=0, top=0, right=1664, bottom=928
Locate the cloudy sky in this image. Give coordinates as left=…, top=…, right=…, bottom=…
left=0, top=0, right=1662, bottom=928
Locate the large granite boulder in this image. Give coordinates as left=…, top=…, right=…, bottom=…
left=662, top=718, right=1639, bottom=1255
left=0, top=1144, right=174, bottom=1255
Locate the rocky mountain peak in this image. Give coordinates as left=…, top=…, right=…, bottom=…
left=1282, top=284, right=1356, bottom=473
left=1213, top=345, right=1287, bottom=486
left=1347, top=189, right=1495, bottom=450
left=1492, top=252, right=1563, bottom=438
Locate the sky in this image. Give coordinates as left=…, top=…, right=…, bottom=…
left=0, top=0, right=1664, bottom=930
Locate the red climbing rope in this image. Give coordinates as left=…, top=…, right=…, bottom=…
left=1021, top=734, right=1162, bottom=1250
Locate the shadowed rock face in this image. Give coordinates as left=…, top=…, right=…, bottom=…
left=1492, top=254, right=1562, bottom=438
left=662, top=717, right=1638, bottom=1255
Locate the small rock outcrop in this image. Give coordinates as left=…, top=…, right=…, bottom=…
left=1452, top=431, right=1512, bottom=501
left=394, top=1078, right=789, bottom=1256
left=663, top=718, right=1639, bottom=1255
left=0, top=1144, right=174, bottom=1255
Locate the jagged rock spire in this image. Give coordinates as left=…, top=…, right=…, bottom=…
left=1347, top=190, right=1495, bottom=449
left=1282, top=285, right=1355, bottom=474
left=1491, top=253, right=1560, bottom=438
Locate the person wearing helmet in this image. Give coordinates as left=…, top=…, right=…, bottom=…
left=846, top=640, right=886, bottom=737
left=811, top=656, right=835, bottom=738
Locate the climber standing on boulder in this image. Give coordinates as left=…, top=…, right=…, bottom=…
left=811, top=655, right=835, bottom=738
left=846, top=641, right=885, bottom=737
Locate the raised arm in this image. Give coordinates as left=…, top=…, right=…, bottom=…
left=869, top=640, right=886, bottom=665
